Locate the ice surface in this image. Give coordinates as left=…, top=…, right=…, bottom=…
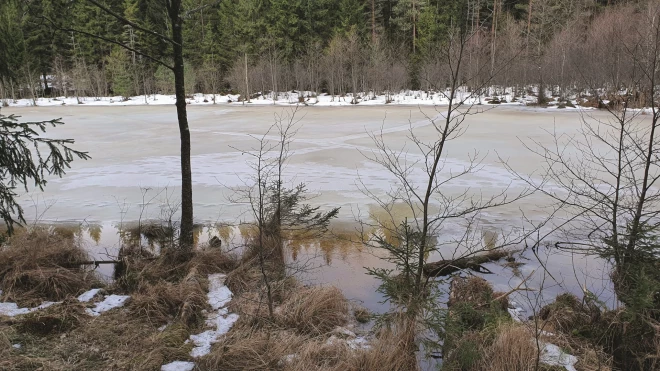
left=77, top=288, right=102, bottom=302
left=160, top=361, right=195, bottom=371
left=85, top=295, right=130, bottom=316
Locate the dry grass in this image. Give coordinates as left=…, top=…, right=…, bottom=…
left=480, top=324, right=538, bottom=371
left=0, top=305, right=196, bottom=370
left=0, top=228, right=100, bottom=305
left=225, top=259, right=267, bottom=295
left=200, top=328, right=306, bottom=370
left=285, top=325, right=416, bottom=371
left=448, top=276, right=506, bottom=309
left=15, top=298, right=87, bottom=335
left=277, top=286, right=349, bottom=335
left=353, top=305, right=370, bottom=323
left=129, top=272, right=208, bottom=327
left=188, top=248, right=237, bottom=275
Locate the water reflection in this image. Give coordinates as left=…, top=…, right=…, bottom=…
left=5, top=218, right=617, bottom=317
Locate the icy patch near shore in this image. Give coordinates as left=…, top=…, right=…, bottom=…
left=77, top=288, right=102, bottom=302
left=0, top=301, right=59, bottom=317
left=85, top=295, right=130, bottom=316
left=188, top=274, right=239, bottom=358
left=160, top=361, right=196, bottom=371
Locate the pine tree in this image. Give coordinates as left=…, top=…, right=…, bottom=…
left=0, top=0, right=25, bottom=85
left=106, top=46, right=132, bottom=98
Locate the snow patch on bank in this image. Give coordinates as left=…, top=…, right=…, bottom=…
left=540, top=342, right=578, bottom=371
left=3, top=90, right=572, bottom=109
left=77, top=288, right=102, bottom=302
left=188, top=273, right=239, bottom=358
left=160, top=361, right=195, bottom=371
left=0, top=301, right=59, bottom=317
left=85, top=294, right=131, bottom=316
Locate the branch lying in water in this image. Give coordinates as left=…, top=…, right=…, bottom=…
left=423, top=249, right=519, bottom=277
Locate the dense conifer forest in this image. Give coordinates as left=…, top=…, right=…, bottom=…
left=0, top=0, right=650, bottom=100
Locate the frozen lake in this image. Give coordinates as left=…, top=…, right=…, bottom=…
left=3, top=104, right=628, bottom=313
left=5, top=104, right=591, bottom=223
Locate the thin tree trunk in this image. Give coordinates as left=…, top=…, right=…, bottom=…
left=170, top=2, right=194, bottom=250
left=372, top=0, right=376, bottom=43
left=244, top=52, right=251, bottom=103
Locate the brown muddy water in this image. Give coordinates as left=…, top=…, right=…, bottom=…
left=3, top=104, right=634, bottom=316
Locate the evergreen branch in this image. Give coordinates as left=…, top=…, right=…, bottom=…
left=52, top=22, right=174, bottom=71
left=83, top=0, right=179, bottom=47
left=184, top=0, right=223, bottom=18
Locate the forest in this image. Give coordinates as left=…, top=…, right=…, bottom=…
left=0, top=0, right=647, bottom=101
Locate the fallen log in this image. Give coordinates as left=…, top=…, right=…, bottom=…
left=423, top=249, right=516, bottom=277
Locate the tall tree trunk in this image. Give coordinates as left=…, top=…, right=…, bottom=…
left=412, top=0, right=416, bottom=54
left=169, top=2, right=194, bottom=250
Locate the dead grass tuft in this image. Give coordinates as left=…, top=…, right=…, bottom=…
left=277, top=286, right=349, bottom=335
left=286, top=338, right=350, bottom=370
left=200, top=328, right=305, bottom=370
left=188, top=248, right=237, bottom=275
left=16, top=298, right=87, bottom=335
left=129, top=273, right=208, bottom=327
left=130, top=322, right=194, bottom=370
left=353, top=305, right=370, bottom=324
left=225, top=261, right=265, bottom=295
left=0, top=228, right=100, bottom=305
left=538, top=293, right=592, bottom=335
left=480, top=324, right=537, bottom=371
left=448, top=276, right=495, bottom=308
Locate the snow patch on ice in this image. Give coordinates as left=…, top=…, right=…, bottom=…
left=0, top=301, right=59, bottom=317
left=85, top=295, right=130, bottom=316
left=77, top=288, right=102, bottom=302
left=188, top=274, right=239, bottom=358
left=160, top=361, right=195, bottom=371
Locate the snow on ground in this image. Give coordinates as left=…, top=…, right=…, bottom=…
left=77, top=288, right=102, bottom=302
left=160, top=361, right=196, bottom=371
left=3, top=90, right=583, bottom=109
left=187, top=274, right=239, bottom=358
left=0, top=288, right=129, bottom=317
left=206, top=273, right=233, bottom=310
left=85, top=294, right=131, bottom=316
left=326, top=326, right=371, bottom=350
left=540, top=342, right=578, bottom=371
left=0, top=301, right=59, bottom=317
